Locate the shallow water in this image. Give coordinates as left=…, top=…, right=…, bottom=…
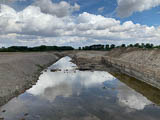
left=1, top=56, right=160, bottom=120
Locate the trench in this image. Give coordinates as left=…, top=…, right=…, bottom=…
left=0, top=56, right=160, bottom=120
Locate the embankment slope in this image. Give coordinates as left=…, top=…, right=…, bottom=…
left=0, top=52, right=62, bottom=106
left=102, top=48, right=160, bottom=89
left=70, top=49, right=160, bottom=89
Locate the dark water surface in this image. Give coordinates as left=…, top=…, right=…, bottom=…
left=1, top=56, right=160, bottom=120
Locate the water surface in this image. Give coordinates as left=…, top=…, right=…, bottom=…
left=1, top=56, right=160, bottom=120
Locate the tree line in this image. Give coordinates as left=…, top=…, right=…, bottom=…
left=0, top=43, right=159, bottom=52
left=79, top=43, right=158, bottom=51
left=0, top=45, right=74, bottom=52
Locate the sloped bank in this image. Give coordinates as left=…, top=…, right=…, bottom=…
left=68, top=51, right=110, bottom=71
left=103, top=48, right=160, bottom=89
left=102, top=56, right=160, bottom=89
left=0, top=52, right=63, bottom=106
left=71, top=49, right=160, bottom=90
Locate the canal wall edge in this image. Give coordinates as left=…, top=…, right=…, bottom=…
left=102, top=56, right=160, bottom=89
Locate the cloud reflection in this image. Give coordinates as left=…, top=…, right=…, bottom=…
left=27, top=56, right=115, bottom=101
left=48, top=56, right=77, bottom=70
left=117, top=84, right=152, bottom=110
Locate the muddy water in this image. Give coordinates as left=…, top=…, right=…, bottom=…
left=1, top=56, right=160, bottom=120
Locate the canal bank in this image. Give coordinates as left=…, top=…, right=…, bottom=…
left=70, top=49, right=160, bottom=90
left=102, top=56, right=160, bottom=89
left=0, top=52, right=64, bottom=107
left=102, top=47, right=160, bottom=90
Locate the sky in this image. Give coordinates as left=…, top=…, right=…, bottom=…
left=0, top=0, right=160, bottom=47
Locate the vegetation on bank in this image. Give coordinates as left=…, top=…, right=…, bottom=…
left=0, top=43, right=158, bottom=52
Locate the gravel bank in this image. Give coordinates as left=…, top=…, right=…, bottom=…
left=0, top=52, right=63, bottom=106
left=70, top=49, right=160, bottom=89
left=68, top=51, right=116, bottom=71
left=103, top=48, right=160, bottom=89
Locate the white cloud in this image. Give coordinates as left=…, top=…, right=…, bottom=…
left=117, top=0, right=160, bottom=18
left=0, top=2, right=160, bottom=47
left=33, top=0, right=80, bottom=17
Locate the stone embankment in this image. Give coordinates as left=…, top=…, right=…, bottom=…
left=0, top=52, right=63, bottom=106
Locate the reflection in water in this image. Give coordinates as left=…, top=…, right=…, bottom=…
left=48, top=56, right=77, bottom=70
left=0, top=56, right=160, bottom=120
left=112, top=72, right=160, bottom=105
left=118, top=85, right=152, bottom=110
left=27, top=57, right=115, bottom=101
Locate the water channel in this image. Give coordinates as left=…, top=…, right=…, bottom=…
left=0, top=56, right=160, bottom=120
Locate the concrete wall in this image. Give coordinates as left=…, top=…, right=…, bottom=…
left=102, top=56, right=160, bottom=89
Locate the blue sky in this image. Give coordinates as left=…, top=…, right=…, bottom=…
left=0, top=0, right=160, bottom=47
left=11, top=0, right=160, bottom=26
left=119, top=6, right=160, bottom=26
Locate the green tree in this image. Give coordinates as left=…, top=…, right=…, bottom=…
left=141, top=43, right=145, bottom=48
left=134, top=43, right=140, bottom=48
left=105, top=44, right=110, bottom=50
left=145, top=43, right=154, bottom=49
left=110, top=44, right=115, bottom=49
left=128, top=44, right=133, bottom=47
left=121, top=44, right=126, bottom=48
